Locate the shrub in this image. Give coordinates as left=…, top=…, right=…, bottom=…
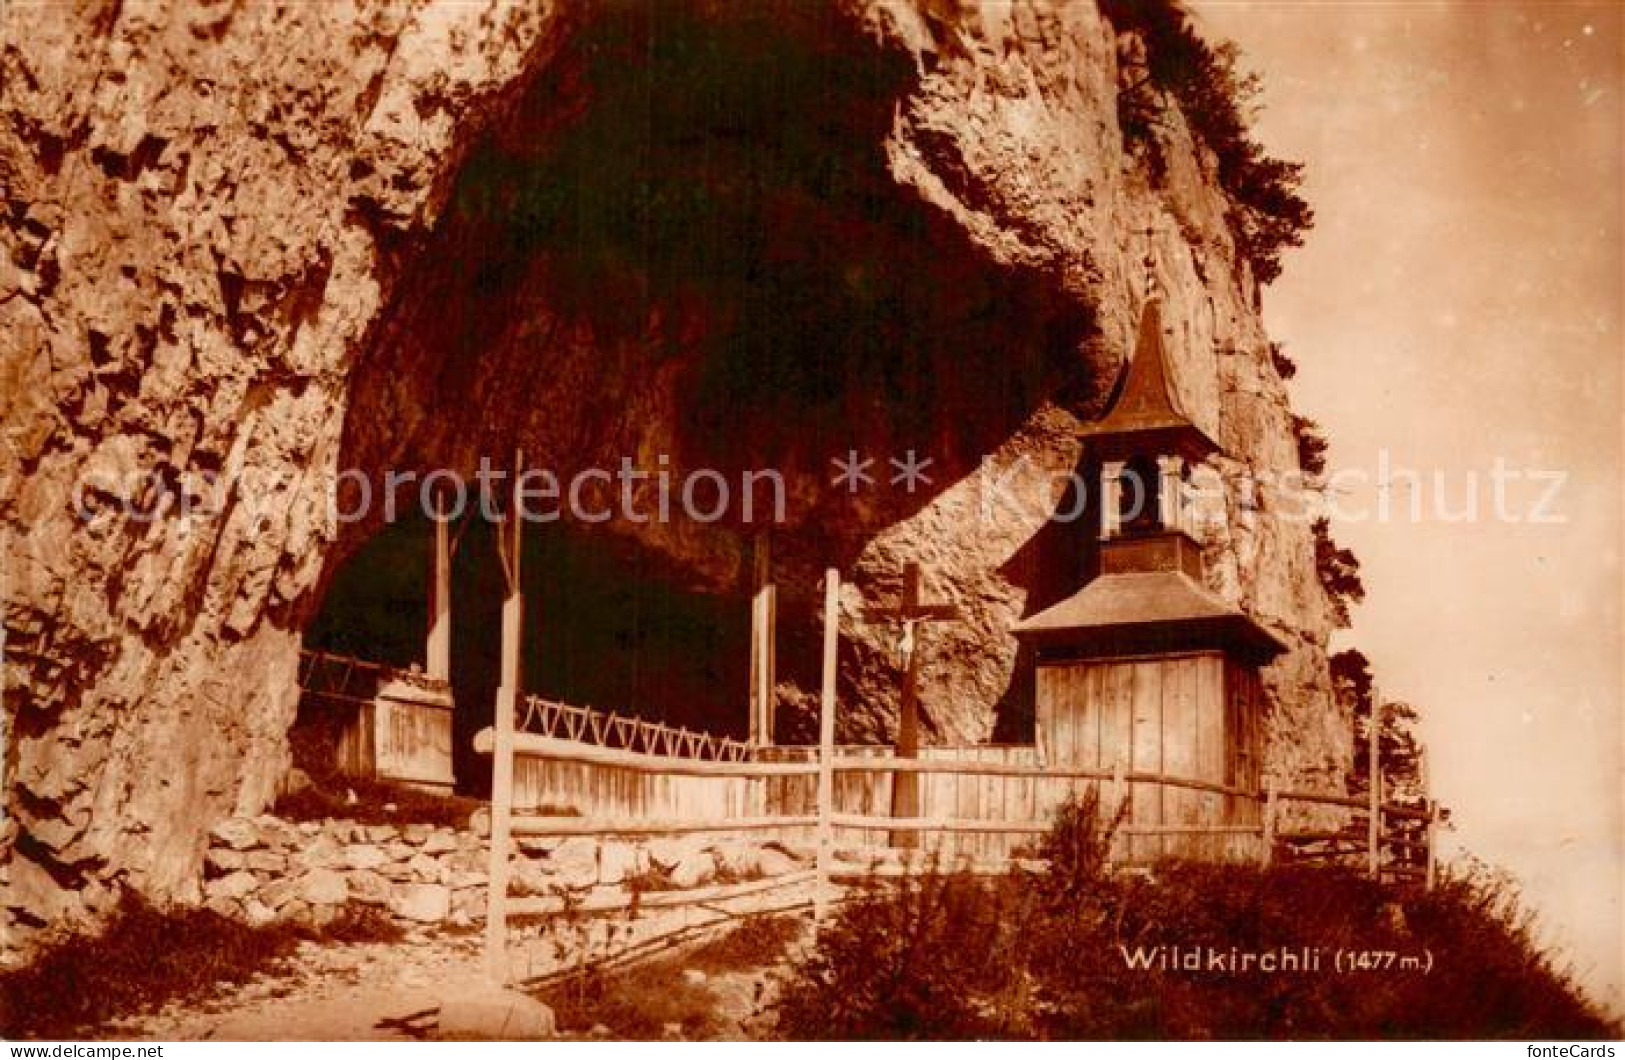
left=1312, top=517, right=1365, bottom=627
left=1269, top=342, right=1298, bottom=380
left=1293, top=414, right=1329, bottom=478
left=772, top=808, right=1616, bottom=1039
left=1035, top=786, right=1125, bottom=909
left=774, top=864, right=1039, bottom=1040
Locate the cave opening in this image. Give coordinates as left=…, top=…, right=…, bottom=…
left=302, top=0, right=1100, bottom=785
left=300, top=514, right=754, bottom=796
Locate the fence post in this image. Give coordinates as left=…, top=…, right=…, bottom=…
left=1422, top=748, right=1437, bottom=891
left=1261, top=776, right=1278, bottom=868
left=1367, top=690, right=1382, bottom=881
left=814, top=567, right=839, bottom=925
left=1111, top=759, right=1127, bottom=864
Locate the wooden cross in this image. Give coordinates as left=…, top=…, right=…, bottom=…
left=863, top=561, right=959, bottom=847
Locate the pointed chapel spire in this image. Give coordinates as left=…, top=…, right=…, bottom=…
left=1082, top=300, right=1222, bottom=463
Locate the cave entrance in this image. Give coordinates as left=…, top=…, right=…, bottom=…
left=297, top=514, right=756, bottom=798
left=313, top=0, right=1098, bottom=783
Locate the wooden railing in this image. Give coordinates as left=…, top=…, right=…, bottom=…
left=296, top=648, right=392, bottom=707
left=517, top=695, right=753, bottom=762
left=473, top=566, right=1440, bottom=982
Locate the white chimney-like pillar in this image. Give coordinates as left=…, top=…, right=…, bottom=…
left=1100, top=459, right=1125, bottom=540
left=1156, top=453, right=1186, bottom=534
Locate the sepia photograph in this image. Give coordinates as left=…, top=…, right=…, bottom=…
left=0, top=0, right=1620, bottom=1045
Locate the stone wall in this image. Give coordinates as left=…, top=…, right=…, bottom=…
left=200, top=814, right=809, bottom=931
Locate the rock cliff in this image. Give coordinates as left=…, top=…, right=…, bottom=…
left=1, top=0, right=1346, bottom=948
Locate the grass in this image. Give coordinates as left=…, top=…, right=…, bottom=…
left=0, top=894, right=405, bottom=1040
left=272, top=775, right=486, bottom=828
left=685, top=915, right=803, bottom=974
left=772, top=796, right=1620, bottom=1040
left=537, top=915, right=802, bottom=1040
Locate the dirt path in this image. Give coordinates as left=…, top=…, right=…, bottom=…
left=108, top=910, right=802, bottom=1041
left=110, top=930, right=491, bottom=1041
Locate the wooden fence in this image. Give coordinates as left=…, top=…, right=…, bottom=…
left=475, top=562, right=1440, bottom=982
left=297, top=649, right=455, bottom=792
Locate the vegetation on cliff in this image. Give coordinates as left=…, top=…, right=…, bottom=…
left=1102, top=0, right=1314, bottom=285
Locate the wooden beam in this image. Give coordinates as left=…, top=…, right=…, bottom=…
left=507, top=870, right=817, bottom=917
left=747, top=532, right=777, bottom=748
left=827, top=814, right=1264, bottom=837
left=749, top=583, right=778, bottom=747
left=1276, top=789, right=1368, bottom=810
left=815, top=567, right=839, bottom=924
left=509, top=814, right=818, bottom=837
left=831, top=814, right=1051, bottom=834
left=831, top=757, right=1112, bottom=781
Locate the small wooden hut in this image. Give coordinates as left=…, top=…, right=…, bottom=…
left=1014, top=301, right=1285, bottom=860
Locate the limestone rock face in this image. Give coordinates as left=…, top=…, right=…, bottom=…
left=1, top=0, right=1345, bottom=947
left=1, top=0, right=565, bottom=935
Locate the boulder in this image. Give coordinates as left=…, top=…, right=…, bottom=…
left=408, top=851, right=446, bottom=883
left=298, top=868, right=350, bottom=906
left=511, top=861, right=553, bottom=897
left=468, top=807, right=491, bottom=838
left=756, top=847, right=801, bottom=878
left=451, top=888, right=486, bottom=920
left=668, top=850, right=716, bottom=889
left=446, top=848, right=486, bottom=874
left=645, top=836, right=708, bottom=869
left=205, top=848, right=246, bottom=875
left=255, top=815, right=300, bottom=850
left=437, top=984, right=556, bottom=1040
left=241, top=897, right=279, bottom=927
left=204, top=870, right=258, bottom=901
left=421, top=830, right=459, bottom=855
left=598, top=842, right=642, bottom=886
left=244, top=850, right=287, bottom=874
left=709, top=841, right=761, bottom=878
left=391, top=883, right=451, bottom=923
left=448, top=870, right=489, bottom=890
left=545, top=837, right=599, bottom=884
left=290, top=832, right=345, bottom=871
left=259, top=876, right=301, bottom=910
left=349, top=869, right=392, bottom=905
left=345, top=843, right=390, bottom=870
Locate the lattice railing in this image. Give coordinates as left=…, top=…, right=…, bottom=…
left=297, top=649, right=448, bottom=706
left=517, top=695, right=752, bottom=762
left=297, top=648, right=392, bottom=707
